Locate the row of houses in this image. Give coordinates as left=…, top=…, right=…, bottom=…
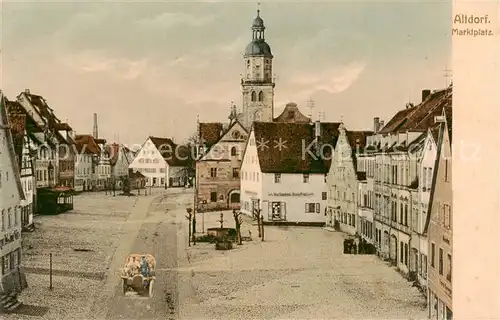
left=192, top=85, right=452, bottom=319
left=0, top=89, right=143, bottom=308
left=327, top=86, right=452, bottom=320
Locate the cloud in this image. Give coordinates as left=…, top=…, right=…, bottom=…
left=288, top=61, right=367, bottom=101
left=135, top=12, right=215, bottom=29
left=60, top=50, right=148, bottom=80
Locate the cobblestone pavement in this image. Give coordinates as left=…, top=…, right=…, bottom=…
left=5, top=188, right=188, bottom=320
left=176, top=211, right=428, bottom=320
left=6, top=189, right=428, bottom=319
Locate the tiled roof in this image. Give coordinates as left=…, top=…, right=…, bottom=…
left=252, top=121, right=341, bottom=174
left=444, top=106, right=452, bottom=143
left=129, top=169, right=146, bottom=179
left=75, top=134, right=101, bottom=154
left=5, top=100, right=27, bottom=167
left=345, top=129, right=373, bottom=172
left=199, top=122, right=223, bottom=147
left=273, top=102, right=311, bottom=124
left=105, top=143, right=120, bottom=165
left=148, top=136, right=192, bottom=167
left=0, top=93, right=25, bottom=200
left=380, top=86, right=452, bottom=134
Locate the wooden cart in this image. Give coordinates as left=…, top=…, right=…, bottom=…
left=120, top=253, right=156, bottom=297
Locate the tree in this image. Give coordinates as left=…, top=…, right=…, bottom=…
left=233, top=210, right=243, bottom=245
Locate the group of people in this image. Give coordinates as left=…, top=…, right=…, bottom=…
left=125, top=255, right=152, bottom=277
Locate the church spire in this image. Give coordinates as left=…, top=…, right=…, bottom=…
left=252, top=2, right=265, bottom=40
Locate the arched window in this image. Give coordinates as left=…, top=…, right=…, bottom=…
left=231, top=147, right=237, bottom=156
left=258, top=91, right=264, bottom=101
left=251, top=91, right=256, bottom=101
left=230, top=192, right=240, bottom=203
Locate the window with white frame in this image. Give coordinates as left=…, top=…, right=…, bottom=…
left=305, top=203, right=316, bottom=213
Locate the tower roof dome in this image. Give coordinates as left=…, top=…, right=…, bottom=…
left=245, top=40, right=272, bottom=57
left=252, top=12, right=264, bottom=28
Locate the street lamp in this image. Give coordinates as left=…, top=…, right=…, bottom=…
left=185, top=208, right=195, bottom=246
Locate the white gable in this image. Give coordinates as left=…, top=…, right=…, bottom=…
left=129, top=137, right=167, bottom=168
left=201, top=122, right=248, bottom=161
left=241, top=129, right=261, bottom=174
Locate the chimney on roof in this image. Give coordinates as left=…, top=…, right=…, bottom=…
left=355, top=138, right=361, bottom=153
left=422, top=89, right=431, bottom=102
left=93, top=113, right=98, bottom=139
left=25, top=89, right=30, bottom=95
left=379, top=120, right=385, bottom=130
left=373, top=117, right=380, bottom=133
left=314, top=120, right=321, bottom=139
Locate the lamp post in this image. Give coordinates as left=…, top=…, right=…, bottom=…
left=186, top=208, right=192, bottom=247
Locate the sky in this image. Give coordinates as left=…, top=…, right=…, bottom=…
left=0, top=0, right=451, bottom=147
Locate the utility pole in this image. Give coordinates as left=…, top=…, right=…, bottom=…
left=307, top=98, right=315, bottom=121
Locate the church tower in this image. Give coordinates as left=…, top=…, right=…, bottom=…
left=240, top=7, right=275, bottom=130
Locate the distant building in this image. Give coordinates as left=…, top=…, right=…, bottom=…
left=0, top=92, right=27, bottom=299
left=196, top=119, right=248, bottom=211
left=106, top=143, right=131, bottom=189
left=427, top=108, right=452, bottom=320
left=240, top=120, right=340, bottom=224
left=326, top=124, right=372, bottom=234
left=74, top=134, right=101, bottom=191
left=128, top=136, right=191, bottom=188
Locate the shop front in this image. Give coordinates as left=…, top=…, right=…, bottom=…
left=261, top=191, right=326, bottom=225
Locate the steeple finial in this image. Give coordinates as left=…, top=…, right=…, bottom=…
left=257, top=1, right=260, bottom=16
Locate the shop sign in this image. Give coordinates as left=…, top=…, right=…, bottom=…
left=268, top=192, right=314, bottom=197
left=245, top=190, right=258, bottom=196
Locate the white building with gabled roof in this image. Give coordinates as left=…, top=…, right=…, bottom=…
left=240, top=120, right=341, bottom=225
left=129, top=136, right=192, bottom=188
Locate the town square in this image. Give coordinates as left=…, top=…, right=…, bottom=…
left=1, top=1, right=454, bottom=319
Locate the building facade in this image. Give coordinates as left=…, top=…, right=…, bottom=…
left=5, top=100, right=36, bottom=230
left=16, top=89, right=74, bottom=189
left=196, top=120, right=247, bottom=211
left=427, top=109, right=452, bottom=320
left=326, top=124, right=372, bottom=234
left=410, top=128, right=439, bottom=292
left=240, top=9, right=275, bottom=130
left=356, top=87, right=452, bottom=280
left=240, top=121, right=340, bottom=224
left=74, top=134, right=101, bottom=191
left=107, top=143, right=130, bottom=189
left=129, top=136, right=190, bottom=188
left=0, top=92, right=27, bottom=297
